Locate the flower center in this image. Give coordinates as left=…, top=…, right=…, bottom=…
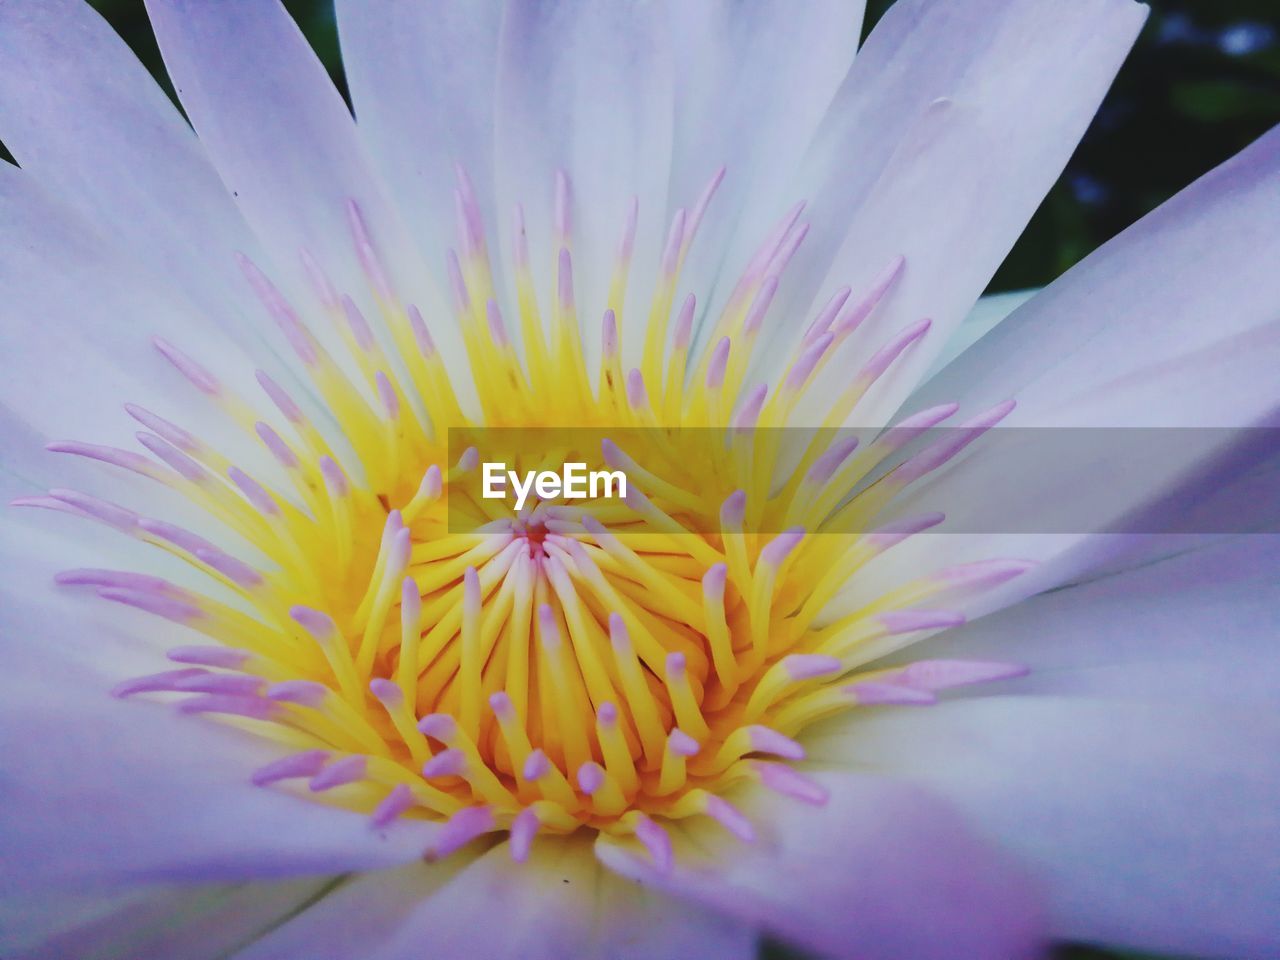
left=513, top=517, right=550, bottom=559
left=22, top=167, right=1029, bottom=868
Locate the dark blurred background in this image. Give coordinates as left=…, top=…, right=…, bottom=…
left=72, top=3, right=1280, bottom=960
left=83, top=0, right=1280, bottom=299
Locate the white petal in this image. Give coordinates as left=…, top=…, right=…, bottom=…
left=6, top=878, right=335, bottom=960
left=764, top=0, right=1146, bottom=414
left=238, top=838, right=754, bottom=960
left=665, top=0, right=865, bottom=334
left=854, top=126, right=1280, bottom=617
left=0, top=531, right=437, bottom=891
left=0, top=6, right=329, bottom=471
left=826, top=699, right=1280, bottom=959
left=873, top=534, right=1280, bottom=703
left=143, top=0, right=470, bottom=388
left=925, top=289, right=1037, bottom=381
left=0, top=0, right=265, bottom=334
left=916, top=124, right=1280, bottom=428
left=0, top=173, right=298, bottom=550
left=598, top=772, right=1045, bottom=960
left=230, top=864, right=470, bottom=960
left=0, top=169, right=271, bottom=463
left=493, top=0, right=674, bottom=369
left=335, top=1, right=502, bottom=283
left=810, top=538, right=1280, bottom=958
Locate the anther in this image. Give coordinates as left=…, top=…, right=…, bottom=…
left=57, top=568, right=177, bottom=594
left=254, top=421, right=300, bottom=468
left=601, top=309, right=619, bottom=360
left=227, top=466, right=279, bottom=516
left=310, top=755, right=367, bottom=792
left=478, top=303, right=507, bottom=356
left=111, top=668, right=208, bottom=698
left=49, top=489, right=138, bottom=532
left=123, top=404, right=201, bottom=453
left=577, top=761, right=627, bottom=816
left=733, top=383, right=768, bottom=430
left=595, top=702, right=640, bottom=795
left=554, top=170, right=573, bottom=243
left=660, top=209, right=686, bottom=277
left=706, top=725, right=803, bottom=773
left=370, top=783, right=416, bottom=830
left=45, top=441, right=163, bottom=480
left=509, top=807, right=541, bottom=863
left=346, top=199, right=395, bottom=302
left=742, top=277, right=778, bottom=336
left=833, top=255, right=906, bottom=336
left=168, top=550, right=256, bottom=592
left=445, top=250, right=471, bottom=314
left=167, top=646, right=251, bottom=668
left=318, top=456, right=349, bottom=497
left=138, top=517, right=213, bottom=553
left=847, top=681, right=937, bottom=706
left=802, top=286, right=852, bottom=344
left=137, top=432, right=207, bottom=484
left=557, top=247, right=574, bottom=312
left=632, top=814, right=674, bottom=873
left=375, top=371, right=400, bottom=420
left=860, top=318, right=932, bottom=384
left=341, top=295, right=376, bottom=351
left=702, top=794, right=755, bottom=842
left=422, top=749, right=467, bottom=779
left=626, top=369, right=648, bottom=411
left=152, top=337, right=221, bottom=395
left=657, top=727, right=700, bottom=796
left=299, top=247, right=340, bottom=310
left=664, top=653, right=710, bottom=740
left=705, top=337, right=731, bottom=390
left=685, top=165, right=726, bottom=247
left=267, top=680, right=329, bottom=707
left=878, top=610, right=966, bottom=634
left=255, top=370, right=306, bottom=424
left=886, top=659, right=1030, bottom=690
left=744, top=654, right=843, bottom=720
left=98, top=588, right=202, bottom=624
left=673, top=294, right=696, bottom=350
left=251, top=750, right=330, bottom=787
left=893, top=399, right=1016, bottom=487
left=407, top=304, right=436, bottom=357
left=805, top=435, right=860, bottom=487
left=754, top=761, right=829, bottom=806
left=864, top=512, right=947, bottom=548
left=177, top=694, right=275, bottom=720
left=784, top=332, right=834, bottom=392
left=428, top=806, right=494, bottom=860
left=934, top=558, right=1036, bottom=592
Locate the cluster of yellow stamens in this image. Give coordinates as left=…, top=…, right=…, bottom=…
left=23, top=167, right=1029, bottom=866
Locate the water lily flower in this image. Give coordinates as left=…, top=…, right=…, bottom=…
left=1, top=1, right=1277, bottom=959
